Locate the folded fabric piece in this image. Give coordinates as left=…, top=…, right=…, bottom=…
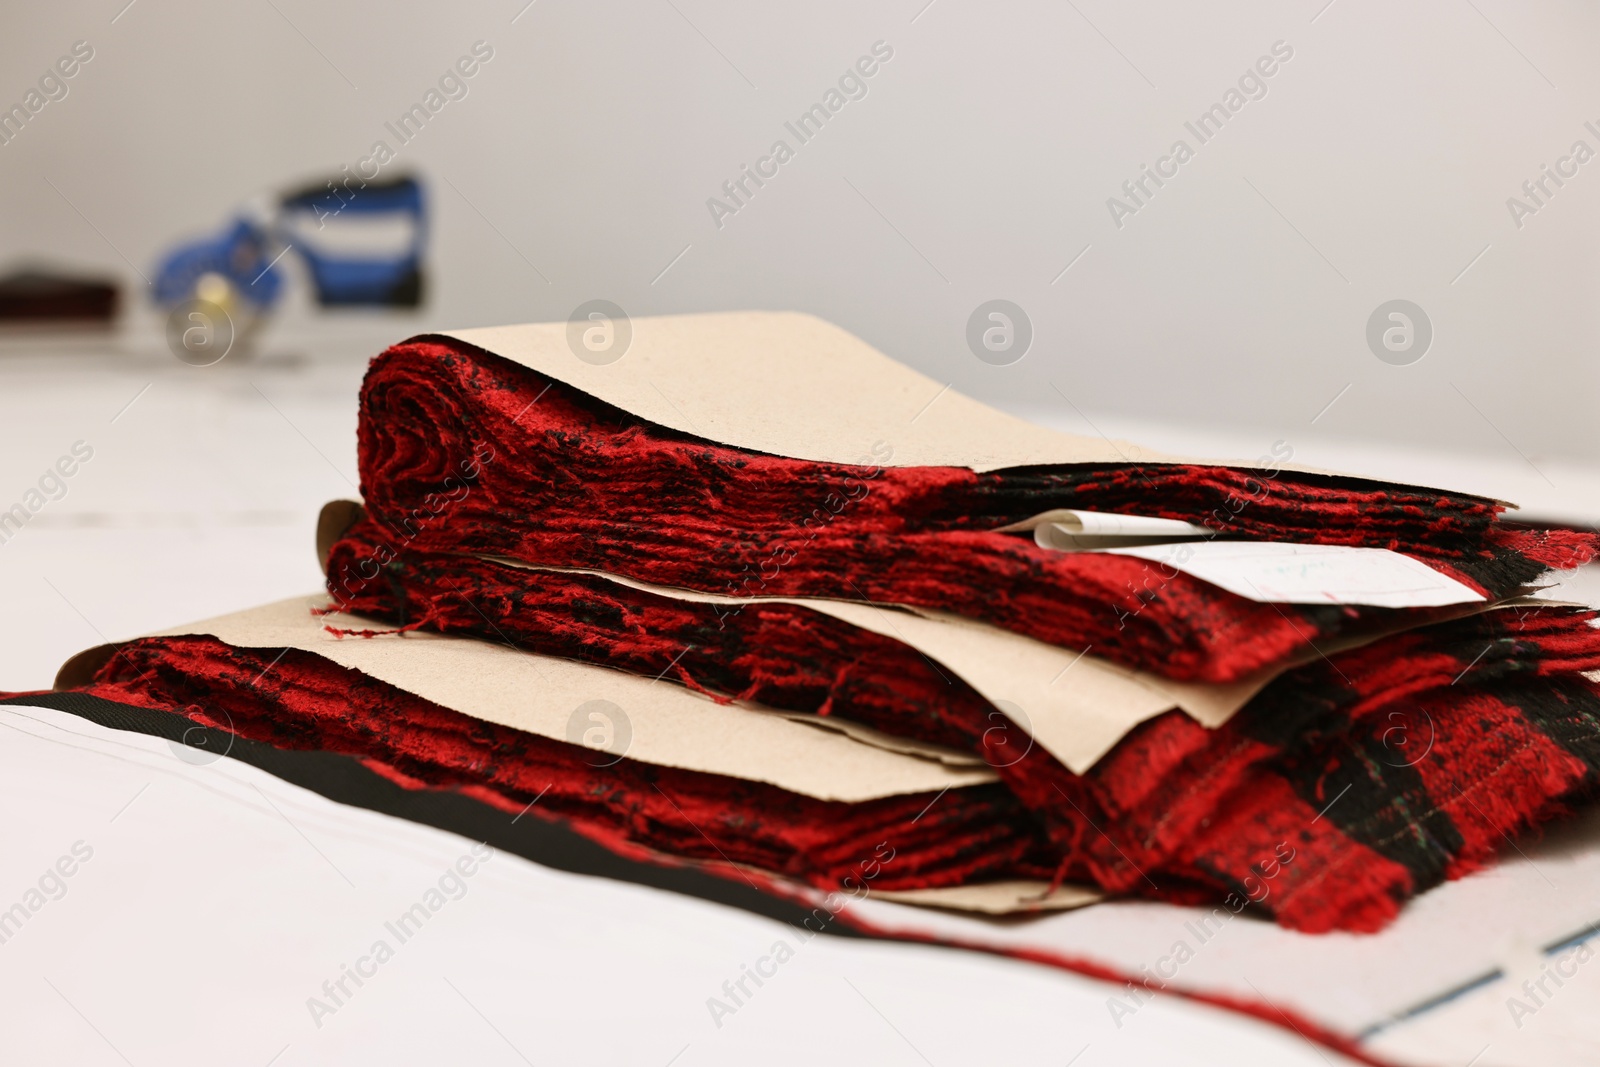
left=74, top=595, right=991, bottom=803
left=353, top=335, right=1595, bottom=683
left=322, top=514, right=1600, bottom=931
left=79, top=637, right=1058, bottom=893
left=1091, top=649, right=1600, bottom=932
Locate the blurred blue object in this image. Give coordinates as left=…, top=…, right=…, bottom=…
left=152, top=214, right=281, bottom=311
left=151, top=174, right=426, bottom=322
left=279, top=175, right=426, bottom=308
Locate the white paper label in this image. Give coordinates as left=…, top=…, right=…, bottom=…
left=1099, top=540, right=1486, bottom=608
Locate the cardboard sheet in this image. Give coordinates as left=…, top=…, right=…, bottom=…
left=439, top=313, right=1171, bottom=472
left=476, top=553, right=1269, bottom=774
left=768, top=712, right=986, bottom=768
left=468, top=549, right=1535, bottom=772
left=476, top=554, right=1540, bottom=771
left=800, top=600, right=1257, bottom=773
left=59, top=596, right=997, bottom=803
left=436, top=312, right=1505, bottom=503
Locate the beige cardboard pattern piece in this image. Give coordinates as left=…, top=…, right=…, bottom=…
left=435, top=310, right=1494, bottom=500
left=474, top=554, right=1529, bottom=772
left=443, top=312, right=1158, bottom=471
left=474, top=551, right=1264, bottom=775
left=56, top=596, right=997, bottom=804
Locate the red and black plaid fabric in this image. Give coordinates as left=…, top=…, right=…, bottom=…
left=65, top=610, right=1600, bottom=932
left=319, top=519, right=1600, bottom=931
left=79, top=637, right=1055, bottom=893
left=355, top=339, right=1597, bottom=683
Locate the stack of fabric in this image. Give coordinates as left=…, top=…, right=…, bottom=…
left=51, top=312, right=1600, bottom=939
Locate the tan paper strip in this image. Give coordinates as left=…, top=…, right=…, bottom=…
left=442, top=312, right=1150, bottom=473
left=479, top=556, right=1541, bottom=772
left=772, top=714, right=986, bottom=768
left=871, top=881, right=1103, bottom=916
left=95, top=596, right=998, bottom=803
left=437, top=312, right=1464, bottom=492
left=630, top=851, right=1107, bottom=921
left=479, top=553, right=1269, bottom=774
left=655, top=857, right=1103, bottom=918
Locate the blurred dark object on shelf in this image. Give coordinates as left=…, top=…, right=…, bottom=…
left=0, top=265, right=119, bottom=322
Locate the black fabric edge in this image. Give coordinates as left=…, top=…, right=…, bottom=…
left=1, top=691, right=866, bottom=938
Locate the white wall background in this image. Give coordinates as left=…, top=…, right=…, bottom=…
left=2, top=0, right=1599, bottom=464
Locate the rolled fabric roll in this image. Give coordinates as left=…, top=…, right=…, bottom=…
left=354, top=337, right=1596, bottom=683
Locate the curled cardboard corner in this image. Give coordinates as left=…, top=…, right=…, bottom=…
left=997, top=508, right=1214, bottom=551
left=317, top=500, right=366, bottom=576
left=80, top=595, right=995, bottom=803
left=54, top=643, right=119, bottom=691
